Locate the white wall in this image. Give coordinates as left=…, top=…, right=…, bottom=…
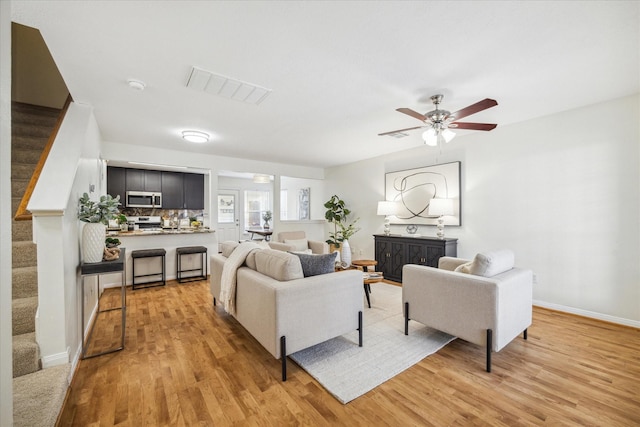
left=29, top=102, right=103, bottom=368
left=0, top=0, right=13, bottom=423
left=326, top=94, right=640, bottom=326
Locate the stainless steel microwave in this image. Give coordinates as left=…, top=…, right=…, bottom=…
left=125, top=191, right=162, bottom=208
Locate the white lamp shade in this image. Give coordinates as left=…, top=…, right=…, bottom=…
left=429, top=198, right=454, bottom=216
left=422, top=128, right=438, bottom=146
left=377, top=201, right=399, bottom=216
left=442, top=128, right=456, bottom=143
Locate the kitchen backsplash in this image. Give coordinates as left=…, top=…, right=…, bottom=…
left=121, top=207, right=204, bottom=221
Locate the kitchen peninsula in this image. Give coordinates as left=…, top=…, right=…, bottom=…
left=105, top=228, right=215, bottom=287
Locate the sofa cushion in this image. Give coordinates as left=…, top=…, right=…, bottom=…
left=245, top=248, right=262, bottom=270
left=255, top=249, right=304, bottom=281
left=454, top=261, right=473, bottom=274
left=469, top=249, right=515, bottom=277
left=221, top=241, right=239, bottom=257
left=284, top=238, right=308, bottom=252
left=290, top=251, right=337, bottom=277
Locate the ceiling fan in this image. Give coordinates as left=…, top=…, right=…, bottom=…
left=379, top=94, right=498, bottom=146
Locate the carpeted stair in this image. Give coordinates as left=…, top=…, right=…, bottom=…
left=11, top=102, right=70, bottom=426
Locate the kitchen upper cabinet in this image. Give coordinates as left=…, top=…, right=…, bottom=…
left=161, top=171, right=184, bottom=209
left=107, top=166, right=204, bottom=210
left=106, top=167, right=126, bottom=204
left=125, top=168, right=145, bottom=191
left=125, top=169, right=161, bottom=192
left=144, top=170, right=161, bottom=192
left=184, top=173, right=204, bottom=209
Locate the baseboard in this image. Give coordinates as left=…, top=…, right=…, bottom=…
left=533, top=299, right=640, bottom=328
left=41, top=350, right=70, bottom=368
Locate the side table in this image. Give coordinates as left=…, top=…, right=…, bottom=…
left=80, top=248, right=126, bottom=359
left=351, top=259, right=382, bottom=308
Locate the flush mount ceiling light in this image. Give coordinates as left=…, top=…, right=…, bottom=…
left=127, top=79, right=146, bottom=91
left=182, top=130, right=210, bottom=143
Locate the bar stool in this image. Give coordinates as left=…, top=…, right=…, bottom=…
left=131, top=248, right=166, bottom=290
left=176, top=246, right=208, bottom=283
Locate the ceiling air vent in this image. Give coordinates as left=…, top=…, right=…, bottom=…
left=186, top=66, right=272, bottom=105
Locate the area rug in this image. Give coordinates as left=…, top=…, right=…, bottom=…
left=289, top=283, right=455, bottom=404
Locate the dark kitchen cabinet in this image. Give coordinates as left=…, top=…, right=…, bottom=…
left=374, top=234, right=457, bottom=282
left=125, top=168, right=145, bottom=191
left=184, top=173, right=204, bottom=209
left=161, top=171, right=184, bottom=209
left=125, top=169, right=161, bottom=193
left=106, top=167, right=126, bottom=205
left=144, top=170, right=161, bottom=192
left=107, top=166, right=204, bottom=210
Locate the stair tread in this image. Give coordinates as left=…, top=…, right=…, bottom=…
left=12, top=331, right=37, bottom=347
left=13, top=364, right=70, bottom=427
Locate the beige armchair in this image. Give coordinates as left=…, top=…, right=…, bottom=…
left=402, top=250, right=533, bottom=372
left=273, top=231, right=329, bottom=254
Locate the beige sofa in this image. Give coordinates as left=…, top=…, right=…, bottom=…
left=402, top=250, right=533, bottom=372
left=210, top=241, right=363, bottom=380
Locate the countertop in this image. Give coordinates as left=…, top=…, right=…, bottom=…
left=108, top=228, right=214, bottom=237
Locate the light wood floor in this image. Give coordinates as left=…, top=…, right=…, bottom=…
left=57, top=279, right=640, bottom=426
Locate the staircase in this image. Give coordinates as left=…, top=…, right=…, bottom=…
left=11, top=102, right=70, bottom=427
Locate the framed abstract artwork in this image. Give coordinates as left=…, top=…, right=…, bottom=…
left=385, top=161, right=461, bottom=226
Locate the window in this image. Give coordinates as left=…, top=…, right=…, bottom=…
left=244, top=190, right=271, bottom=229
left=280, top=189, right=288, bottom=220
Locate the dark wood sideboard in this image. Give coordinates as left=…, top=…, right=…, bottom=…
left=374, top=234, right=458, bottom=283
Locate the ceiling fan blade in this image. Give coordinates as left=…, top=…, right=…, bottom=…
left=450, top=122, right=497, bottom=131
left=396, top=108, right=427, bottom=122
left=378, top=126, right=425, bottom=136
left=450, top=98, right=497, bottom=121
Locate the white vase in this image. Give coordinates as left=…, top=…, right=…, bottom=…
left=82, top=222, right=105, bottom=263
left=341, top=240, right=352, bottom=267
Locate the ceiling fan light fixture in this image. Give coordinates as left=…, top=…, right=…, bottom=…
left=422, top=128, right=438, bottom=146
left=442, top=128, right=456, bottom=143
left=182, top=130, right=210, bottom=143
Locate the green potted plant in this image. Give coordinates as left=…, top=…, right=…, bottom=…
left=324, top=195, right=359, bottom=266
left=116, top=213, right=128, bottom=231
left=78, top=193, right=121, bottom=263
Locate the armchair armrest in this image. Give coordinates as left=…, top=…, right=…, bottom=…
left=438, top=256, right=471, bottom=271
left=268, top=241, right=296, bottom=252
left=308, top=239, right=329, bottom=254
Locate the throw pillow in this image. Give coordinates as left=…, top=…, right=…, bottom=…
left=220, top=241, right=239, bottom=257
left=289, top=251, right=337, bottom=277
left=283, top=238, right=309, bottom=252
left=255, top=249, right=304, bottom=281
left=454, top=261, right=473, bottom=274
left=469, top=249, right=515, bottom=277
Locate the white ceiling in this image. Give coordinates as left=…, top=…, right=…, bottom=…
left=11, top=1, right=639, bottom=169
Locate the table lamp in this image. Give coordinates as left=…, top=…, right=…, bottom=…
left=428, top=198, right=454, bottom=239
left=377, top=201, right=399, bottom=236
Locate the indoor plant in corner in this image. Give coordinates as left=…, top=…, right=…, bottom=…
left=324, top=194, right=360, bottom=266
left=78, top=192, right=121, bottom=263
